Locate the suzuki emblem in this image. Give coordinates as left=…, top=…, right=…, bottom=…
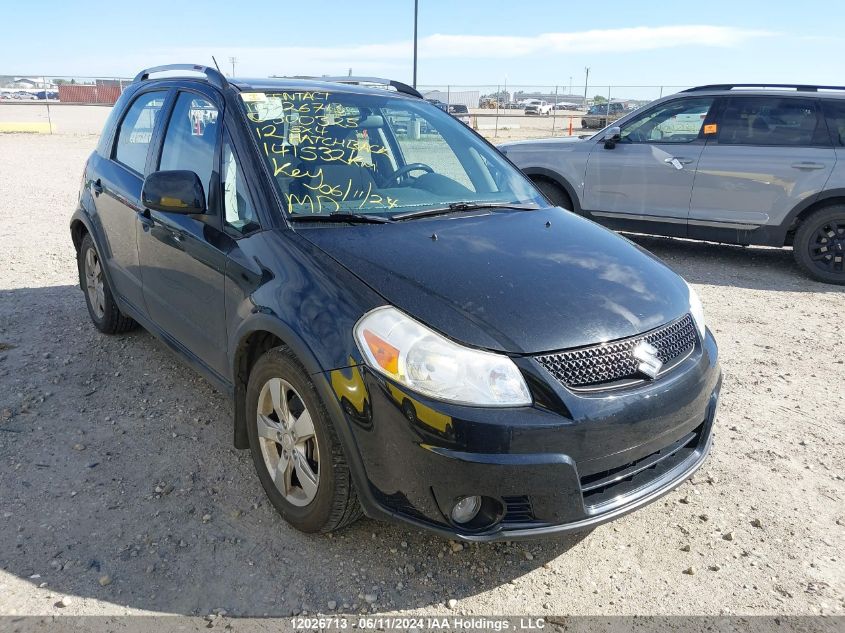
left=633, top=341, right=663, bottom=379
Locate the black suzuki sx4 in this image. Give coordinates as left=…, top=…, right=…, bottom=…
left=70, top=65, right=721, bottom=540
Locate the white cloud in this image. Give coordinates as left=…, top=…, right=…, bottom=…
left=421, top=25, right=773, bottom=57
left=57, top=25, right=774, bottom=78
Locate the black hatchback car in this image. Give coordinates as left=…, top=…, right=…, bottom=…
left=70, top=64, right=721, bottom=541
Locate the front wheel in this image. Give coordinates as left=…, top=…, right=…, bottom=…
left=531, top=178, right=574, bottom=212
left=793, top=206, right=845, bottom=285
left=246, top=347, right=362, bottom=533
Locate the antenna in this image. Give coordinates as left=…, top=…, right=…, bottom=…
left=211, top=56, right=222, bottom=73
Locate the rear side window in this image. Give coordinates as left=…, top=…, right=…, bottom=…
left=159, top=92, right=220, bottom=206
left=717, top=97, right=827, bottom=146
left=822, top=100, right=845, bottom=146
left=113, top=91, right=167, bottom=173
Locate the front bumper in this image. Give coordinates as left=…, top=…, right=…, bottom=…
left=326, top=329, right=721, bottom=541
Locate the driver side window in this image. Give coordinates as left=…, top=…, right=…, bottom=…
left=621, top=97, right=715, bottom=144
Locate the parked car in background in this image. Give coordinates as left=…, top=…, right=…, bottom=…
left=426, top=97, right=448, bottom=111
left=581, top=101, right=626, bottom=128
left=500, top=83, right=845, bottom=284
left=525, top=100, right=553, bottom=116
left=447, top=103, right=471, bottom=125
left=552, top=102, right=579, bottom=111
left=71, top=64, right=720, bottom=541
left=426, top=99, right=471, bottom=124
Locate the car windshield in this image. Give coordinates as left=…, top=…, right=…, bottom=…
left=240, top=89, right=544, bottom=218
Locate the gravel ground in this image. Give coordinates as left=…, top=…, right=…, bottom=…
left=0, top=134, right=843, bottom=618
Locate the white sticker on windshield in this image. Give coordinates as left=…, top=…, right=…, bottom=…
left=240, top=92, right=267, bottom=102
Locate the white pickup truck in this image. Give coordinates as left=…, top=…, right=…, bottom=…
left=523, top=100, right=553, bottom=116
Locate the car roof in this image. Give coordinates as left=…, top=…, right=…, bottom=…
left=678, top=84, right=845, bottom=99
left=131, top=64, right=424, bottom=100
left=227, top=78, right=414, bottom=99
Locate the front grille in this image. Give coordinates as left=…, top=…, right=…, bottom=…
left=580, top=423, right=703, bottom=509
left=536, top=314, right=697, bottom=389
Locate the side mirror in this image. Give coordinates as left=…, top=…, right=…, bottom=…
left=142, top=170, right=206, bottom=214
left=603, top=126, right=622, bottom=149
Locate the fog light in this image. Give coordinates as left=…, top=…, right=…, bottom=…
left=451, top=495, right=482, bottom=524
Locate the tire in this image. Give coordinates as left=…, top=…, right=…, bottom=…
left=793, top=205, right=845, bottom=285
left=246, top=346, right=362, bottom=533
left=532, top=178, right=574, bottom=211
left=77, top=234, right=137, bottom=334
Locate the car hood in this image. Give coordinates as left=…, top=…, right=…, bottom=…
left=297, top=208, right=690, bottom=355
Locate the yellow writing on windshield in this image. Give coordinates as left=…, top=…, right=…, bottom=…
left=247, top=90, right=400, bottom=214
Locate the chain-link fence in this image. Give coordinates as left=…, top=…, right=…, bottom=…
left=417, top=84, right=690, bottom=141
left=0, top=75, right=130, bottom=134
left=0, top=74, right=690, bottom=139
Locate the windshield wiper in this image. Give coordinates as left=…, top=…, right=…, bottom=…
left=391, top=201, right=540, bottom=221
left=288, top=212, right=392, bottom=224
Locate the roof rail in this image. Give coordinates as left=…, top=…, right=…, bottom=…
left=133, top=64, right=228, bottom=90
left=684, top=83, right=845, bottom=93
left=312, top=76, right=423, bottom=99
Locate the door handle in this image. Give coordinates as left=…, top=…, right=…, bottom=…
left=664, top=157, right=693, bottom=170
left=137, top=209, right=154, bottom=230
left=91, top=179, right=103, bottom=196
left=791, top=161, right=826, bottom=170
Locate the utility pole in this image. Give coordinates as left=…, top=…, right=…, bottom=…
left=229, top=56, right=237, bottom=77
left=583, top=67, right=590, bottom=107
left=413, top=0, right=419, bottom=88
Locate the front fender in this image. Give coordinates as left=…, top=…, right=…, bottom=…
left=227, top=311, right=376, bottom=509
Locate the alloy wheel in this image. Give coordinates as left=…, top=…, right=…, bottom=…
left=808, top=218, right=845, bottom=275
left=84, top=247, right=105, bottom=319
left=256, top=377, right=320, bottom=507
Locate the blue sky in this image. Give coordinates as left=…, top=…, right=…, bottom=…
left=2, top=0, right=841, bottom=97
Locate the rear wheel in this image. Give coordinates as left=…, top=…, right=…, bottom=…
left=532, top=178, right=574, bottom=211
left=793, top=205, right=845, bottom=285
left=77, top=234, right=137, bottom=334
left=246, top=347, right=362, bottom=533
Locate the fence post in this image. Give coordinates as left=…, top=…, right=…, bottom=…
left=43, top=78, right=53, bottom=134
left=494, top=84, right=500, bottom=138
left=551, top=85, right=558, bottom=134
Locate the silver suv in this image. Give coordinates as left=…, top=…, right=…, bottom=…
left=500, top=84, right=845, bottom=284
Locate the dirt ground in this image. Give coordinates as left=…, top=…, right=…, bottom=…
left=0, top=133, right=843, bottom=619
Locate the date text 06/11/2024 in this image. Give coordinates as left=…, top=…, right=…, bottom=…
left=289, top=616, right=547, bottom=630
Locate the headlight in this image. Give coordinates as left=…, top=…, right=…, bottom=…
left=354, top=306, right=531, bottom=407
left=686, top=281, right=707, bottom=340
